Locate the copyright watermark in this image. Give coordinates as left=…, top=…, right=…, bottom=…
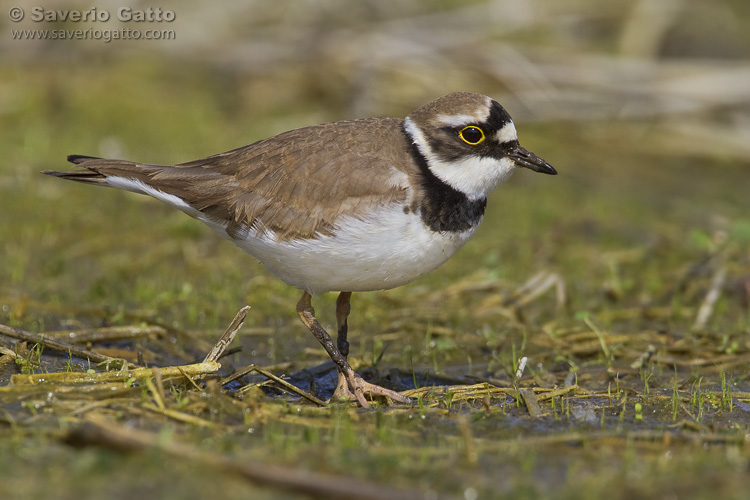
left=8, top=6, right=175, bottom=23
left=11, top=28, right=175, bottom=43
left=8, top=6, right=176, bottom=43
left=8, top=7, right=23, bottom=21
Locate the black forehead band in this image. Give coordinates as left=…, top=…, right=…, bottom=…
left=486, top=100, right=512, bottom=132
left=439, top=100, right=512, bottom=134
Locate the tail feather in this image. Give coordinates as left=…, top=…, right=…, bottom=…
left=67, top=154, right=102, bottom=165
left=43, top=155, right=160, bottom=187
left=44, top=154, right=232, bottom=222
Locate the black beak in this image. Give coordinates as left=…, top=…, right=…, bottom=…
left=509, top=146, right=557, bottom=175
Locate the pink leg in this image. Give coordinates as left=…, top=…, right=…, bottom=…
left=296, top=291, right=410, bottom=408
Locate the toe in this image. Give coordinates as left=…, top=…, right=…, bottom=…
left=343, top=368, right=410, bottom=407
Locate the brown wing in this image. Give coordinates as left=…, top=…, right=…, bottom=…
left=48, top=118, right=414, bottom=241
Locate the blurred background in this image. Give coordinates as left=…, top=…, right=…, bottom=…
left=1, top=0, right=749, bottom=354
left=2, top=1, right=750, bottom=499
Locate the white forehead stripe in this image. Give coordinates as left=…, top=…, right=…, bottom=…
left=495, top=121, right=518, bottom=144
left=436, top=113, right=485, bottom=128
left=435, top=96, right=492, bottom=127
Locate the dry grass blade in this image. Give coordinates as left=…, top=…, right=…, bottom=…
left=402, top=383, right=512, bottom=407
left=65, top=417, right=434, bottom=500
left=582, top=316, right=612, bottom=360
left=43, top=325, right=166, bottom=344
left=141, top=403, right=220, bottom=428
left=692, top=265, right=727, bottom=332
left=146, top=367, right=166, bottom=410
left=520, top=388, right=544, bottom=418
left=509, top=271, right=567, bottom=310
left=219, top=362, right=293, bottom=387
left=534, top=385, right=579, bottom=402
left=0, top=346, right=21, bottom=360
left=10, top=362, right=220, bottom=385
left=0, top=382, right=138, bottom=404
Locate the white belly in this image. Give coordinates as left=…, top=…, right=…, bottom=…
left=233, top=204, right=479, bottom=295
left=103, top=177, right=479, bottom=295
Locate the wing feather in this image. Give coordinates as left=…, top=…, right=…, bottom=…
left=46, top=117, right=414, bottom=241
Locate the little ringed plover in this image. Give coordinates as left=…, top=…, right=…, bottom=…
left=45, top=92, right=556, bottom=408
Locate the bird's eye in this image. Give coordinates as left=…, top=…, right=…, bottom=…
left=458, top=126, right=485, bottom=145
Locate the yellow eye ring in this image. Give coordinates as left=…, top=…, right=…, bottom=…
left=458, top=125, right=485, bottom=145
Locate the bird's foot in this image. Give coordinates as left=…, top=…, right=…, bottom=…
left=329, top=368, right=411, bottom=408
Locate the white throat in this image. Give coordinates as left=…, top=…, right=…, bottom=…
left=404, top=117, right=517, bottom=201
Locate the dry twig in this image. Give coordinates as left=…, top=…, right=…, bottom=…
left=65, top=417, right=431, bottom=500
left=236, top=365, right=327, bottom=407
left=203, top=306, right=250, bottom=363
left=0, top=323, right=132, bottom=368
